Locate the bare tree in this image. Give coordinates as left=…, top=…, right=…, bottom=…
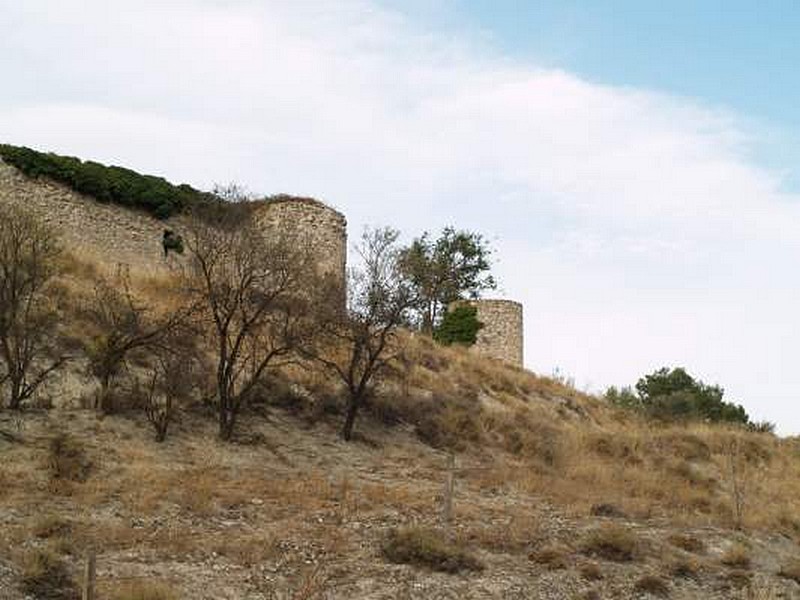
left=184, top=205, right=316, bottom=441
left=143, top=348, right=196, bottom=442
left=0, top=207, right=66, bottom=409
left=213, top=182, right=256, bottom=203
left=303, top=227, right=415, bottom=441
left=85, top=268, right=193, bottom=413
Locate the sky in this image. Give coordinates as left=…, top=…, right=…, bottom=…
left=1, top=1, right=798, bottom=433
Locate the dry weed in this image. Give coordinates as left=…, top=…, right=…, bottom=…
left=382, top=527, right=483, bottom=573
left=721, top=542, right=751, bottom=569
left=581, top=524, right=640, bottom=562
left=528, top=542, right=571, bottom=570
left=667, top=532, right=706, bottom=554
left=19, top=548, right=78, bottom=600
left=47, top=432, right=91, bottom=484
left=633, top=574, right=670, bottom=597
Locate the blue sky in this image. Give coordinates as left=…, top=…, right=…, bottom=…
left=386, top=0, right=800, bottom=189
left=1, top=0, right=799, bottom=432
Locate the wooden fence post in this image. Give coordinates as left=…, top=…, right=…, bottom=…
left=442, top=453, right=455, bottom=531
left=82, top=551, right=96, bottom=600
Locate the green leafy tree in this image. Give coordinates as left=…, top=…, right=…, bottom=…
left=632, top=367, right=750, bottom=425
left=604, top=386, right=640, bottom=410
left=433, top=304, right=483, bottom=346
left=400, top=227, right=495, bottom=334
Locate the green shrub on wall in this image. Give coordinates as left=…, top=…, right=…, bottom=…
left=433, top=304, right=483, bottom=346
left=0, top=144, right=211, bottom=219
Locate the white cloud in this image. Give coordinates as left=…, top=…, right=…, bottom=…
left=1, top=0, right=798, bottom=432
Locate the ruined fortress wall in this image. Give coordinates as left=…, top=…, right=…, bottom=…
left=0, top=160, right=348, bottom=291
left=0, top=158, right=178, bottom=270
left=468, top=299, right=524, bottom=367
left=253, top=197, right=347, bottom=291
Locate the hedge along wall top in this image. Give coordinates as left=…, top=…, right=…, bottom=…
left=0, top=144, right=213, bottom=219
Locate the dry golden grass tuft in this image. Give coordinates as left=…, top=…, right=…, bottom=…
left=578, top=561, right=604, bottom=581
left=721, top=542, right=752, bottom=569
left=668, top=556, right=702, bottom=580
left=47, top=432, right=92, bottom=496
left=19, top=547, right=78, bottom=600
left=633, top=574, right=670, bottom=597
left=382, top=527, right=483, bottom=573
left=31, top=514, right=73, bottom=540
left=580, top=524, right=640, bottom=562
left=528, top=542, right=572, bottom=570
left=667, top=532, right=706, bottom=554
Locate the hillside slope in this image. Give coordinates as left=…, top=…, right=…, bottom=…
left=1, top=401, right=799, bottom=599
left=0, top=154, right=799, bottom=599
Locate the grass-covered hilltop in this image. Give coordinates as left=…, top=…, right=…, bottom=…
left=0, top=147, right=799, bottom=599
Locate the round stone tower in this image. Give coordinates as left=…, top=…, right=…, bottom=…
left=465, top=299, right=524, bottom=367
left=252, top=195, right=347, bottom=293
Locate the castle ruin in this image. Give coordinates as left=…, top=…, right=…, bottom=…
left=457, top=299, right=524, bottom=367
left=0, top=158, right=348, bottom=294
left=253, top=195, right=347, bottom=287
left=0, top=156, right=524, bottom=367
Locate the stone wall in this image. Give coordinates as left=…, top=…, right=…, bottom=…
left=465, top=299, right=524, bottom=367
left=0, top=160, right=347, bottom=291
left=0, top=158, right=181, bottom=270
left=253, top=196, right=347, bottom=291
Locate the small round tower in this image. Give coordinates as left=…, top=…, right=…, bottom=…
left=465, top=299, right=524, bottom=367
left=252, top=195, right=347, bottom=293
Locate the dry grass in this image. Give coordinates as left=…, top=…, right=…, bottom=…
left=528, top=542, right=571, bottom=570
left=382, top=527, right=483, bottom=573
left=633, top=574, right=670, bottom=597
left=19, top=548, right=78, bottom=600
left=668, top=556, right=702, bottom=580
left=580, top=524, right=640, bottom=562
left=47, top=432, right=91, bottom=484
left=743, top=582, right=783, bottom=600
left=721, top=542, right=751, bottom=569
left=460, top=416, right=799, bottom=535
left=725, top=569, right=753, bottom=589
left=2, top=243, right=799, bottom=598
left=668, top=532, right=706, bottom=554
left=32, top=514, right=73, bottom=540
left=49, top=233, right=800, bottom=542
left=106, top=581, right=180, bottom=600
left=578, top=562, right=604, bottom=581
left=777, top=557, right=800, bottom=584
